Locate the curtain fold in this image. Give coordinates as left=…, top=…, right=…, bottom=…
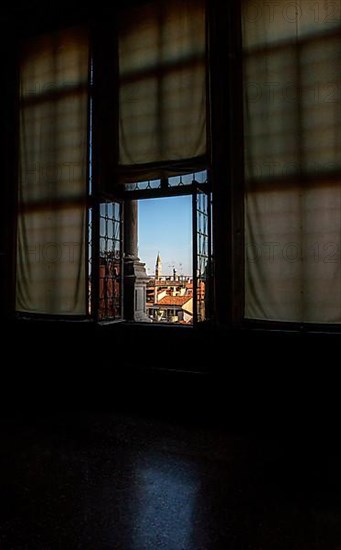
left=117, top=0, right=207, bottom=183
left=16, top=28, right=89, bottom=315
left=243, top=0, right=341, bottom=323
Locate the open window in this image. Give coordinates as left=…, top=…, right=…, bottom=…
left=135, top=173, right=212, bottom=325
left=88, top=201, right=123, bottom=321
left=15, top=0, right=211, bottom=324
left=193, top=186, right=212, bottom=323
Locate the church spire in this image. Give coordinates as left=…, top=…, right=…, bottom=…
left=155, top=252, right=162, bottom=280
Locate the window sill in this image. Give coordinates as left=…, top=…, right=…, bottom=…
left=11, top=315, right=341, bottom=337
left=242, top=318, right=341, bottom=335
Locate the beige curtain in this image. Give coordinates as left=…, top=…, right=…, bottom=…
left=243, top=0, right=341, bottom=322
left=118, top=0, right=206, bottom=183
left=16, top=28, right=88, bottom=315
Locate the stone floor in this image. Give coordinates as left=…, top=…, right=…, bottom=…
left=1, top=410, right=341, bottom=549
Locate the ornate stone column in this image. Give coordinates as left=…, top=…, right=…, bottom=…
left=124, top=200, right=150, bottom=321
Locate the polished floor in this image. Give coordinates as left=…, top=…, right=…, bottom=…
left=1, top=410, right=341, bottom=549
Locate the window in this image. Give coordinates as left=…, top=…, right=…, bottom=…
left=116, top=0, right=207, bottom=184
left=137, top=183, right=211, bottom=325
left=139, top=195, right=193, bottom=324
left=243, top=0, right=341, bottom=324
left=88, top=201, right=123, bottom=320
left=15, top=0, right=211, bottom=324
left=16, top=29, right=89, bottom=315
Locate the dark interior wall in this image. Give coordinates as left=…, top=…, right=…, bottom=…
left=3, top=316, right=340, bottom=434
left=1, top=14, right=19, bottom=320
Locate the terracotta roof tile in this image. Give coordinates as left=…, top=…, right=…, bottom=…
left=157, top=296, right=192, bottom=306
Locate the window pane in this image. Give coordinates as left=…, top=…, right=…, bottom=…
left=98, top=201, right=123, bottom=321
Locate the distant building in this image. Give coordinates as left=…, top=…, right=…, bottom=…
left=146, top=252, right=201, bottom=324
left=148, top=295, right=193, bottom=323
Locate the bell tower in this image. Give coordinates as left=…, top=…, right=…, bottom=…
left=155, top=252, right=162, bottom=280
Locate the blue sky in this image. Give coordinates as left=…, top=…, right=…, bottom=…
left=138, top=196, right=192, bottom=276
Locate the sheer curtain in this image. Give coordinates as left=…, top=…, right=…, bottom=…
left=243, top=0, right=341, bottom=322
left=16, top=28, right=89, bottom=315
left=118, top=0, right=206, bottom=183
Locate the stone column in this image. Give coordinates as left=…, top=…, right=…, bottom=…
left=124, top=200, right=151, bottom=321
left=124, top=199, right=138, bottom=260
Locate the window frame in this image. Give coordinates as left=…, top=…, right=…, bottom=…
left=89, top=3, right=214, bottom=327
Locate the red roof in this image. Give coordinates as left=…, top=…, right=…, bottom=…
left=157, top=296, right=192, bottom=307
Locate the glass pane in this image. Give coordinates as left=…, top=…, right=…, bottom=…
left=99, top=201, right=122, bottom=320
left=195, top=191, right=211, bottom=322
left=88, top=200, right=123, bottom=321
